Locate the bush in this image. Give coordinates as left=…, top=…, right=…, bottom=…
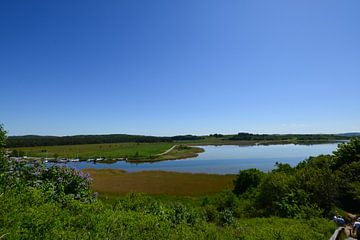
left=232, top=217, right=335, bottom=240
left=333, top=138, right=360, bottom=169
left=256, top=172, right=295, bottom=216
left=0, top=159, right=95, bottom=202
left=295, top=156, right=339, bottom=212
left=201, top=191, right=240, bottom=225
left=233, top=169, right=264, bottom=196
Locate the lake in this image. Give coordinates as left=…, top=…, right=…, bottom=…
left=55, top=143, right=340, bottom=174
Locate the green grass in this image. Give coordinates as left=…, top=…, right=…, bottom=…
left=129, top=145, right=204, bottom=162
left=231, top=217, right=335, bottom=240
left=11, top=142, right=174, bottom=160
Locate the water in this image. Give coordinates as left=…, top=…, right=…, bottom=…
left=51, top=143, right=339, bottom=174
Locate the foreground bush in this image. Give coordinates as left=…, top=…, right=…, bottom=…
left=0, top=188, right=335, bottom=240
left=233, top=138, right=360, bottom=217
left=0, top=159, right=95, bottom=202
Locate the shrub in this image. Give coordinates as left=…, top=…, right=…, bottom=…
left=0, top=159, right=95, bottom=202
left=256, top=172, right=296, bottom=216
left=332, top=138, right=360, bottom=170
left=233, top=169, right=264, bottom=196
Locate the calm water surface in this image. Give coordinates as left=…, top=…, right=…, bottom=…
left=56, top=143, right=339, bottom=174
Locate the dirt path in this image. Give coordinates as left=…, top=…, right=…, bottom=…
left=330, top=227, right=356, bottom=240
left=345, top=212, right=358, bottom=221
left=155, top=145, right=177, bottom=156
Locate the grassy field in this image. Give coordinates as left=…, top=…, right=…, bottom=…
left=85, top=169, right=236, bottom=196
left=11, top=142, right=174, bottom=160
left=231, top=218, right=335, bottom=239
left=129, top=144, right=204, bottom=162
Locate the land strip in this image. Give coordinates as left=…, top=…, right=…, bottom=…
left=9, top=142, right=204, bottom=163
left=8, top=142, right=174, bottom=160
left=129, top=145, right=204, bottom=162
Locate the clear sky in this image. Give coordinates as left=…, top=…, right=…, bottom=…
left=1, top=0, right=359, bottom=136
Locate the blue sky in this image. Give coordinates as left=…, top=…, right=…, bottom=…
left=1, top=0, right=359, bottom=136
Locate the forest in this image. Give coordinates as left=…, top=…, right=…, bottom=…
left=6, top=134, right=204, bottom=148
left=227, top=132, right=348, bottom=142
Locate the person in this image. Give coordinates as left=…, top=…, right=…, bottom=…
left=353, top=217, right=360, bottom=239
left=333, top=215, right=345, bottom=227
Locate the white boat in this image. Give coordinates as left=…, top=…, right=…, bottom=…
left=68, top=158, right=80, bottom=162
left=58, top=158, right=68, bottom=163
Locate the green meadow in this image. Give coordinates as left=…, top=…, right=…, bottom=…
left=10, top=142, right=174, bottom=160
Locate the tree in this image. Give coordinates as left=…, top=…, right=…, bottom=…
left=333, top=138, right=360, bottom=169
left=335, top=157, right=360, bottom=211
left=233, top=168, right=264, bottom=195
left=295, top=155, right=339, bottom=212
left=273, top=162, right=294, bottom=174
left=0, top=124, right=9, bottom=191
left=0, top=124, right=6, bottom=153
left=256, top=172, right=296, bottom=216
left=0, top=124, right=8, bottom=171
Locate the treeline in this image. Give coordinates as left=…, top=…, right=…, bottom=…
left=6, top=132, right=350, bottom=148
left=6, top=134, right=204, bottom=148
left=228, top=132, right=348, bottom=142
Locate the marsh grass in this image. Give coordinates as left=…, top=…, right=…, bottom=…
left=85, top=169, right=236, bottom=196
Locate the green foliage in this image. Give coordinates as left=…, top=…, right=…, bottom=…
left=273, top=162, right=294, bottom=174
left=7, top=134, right=205, bottom=148
left=0, top=124, right=6, bottom=151
left=0, top=188, right=335, bottom=239
left=228, top=132, right=347, bottom=143
left=295, top=156, right=339, bottom=212
left=9, top=149, right=25, bottom=157
left=256, top=172, right=296, bottom=216
left=6, top=134, right=174, bottom=147
left=0, top=158, right=94, bottom=202
left=333, top=138, right=360, bottom=168
left=233, top=168, right=264, bottom=195
left=233, top=139, right=360, bottom=217
left=0, top=187, right=234, bottom=239
left=333, top=139, right=360, bottom=211
left=201, top=191, right=240, bottom=225
left=0, top=125, right=9, bottom=191
left=11, top=142, right=175, bottom=160
left=209, top=134, right=224, bottom=138
left=231, top=218, right=335, bottom=240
